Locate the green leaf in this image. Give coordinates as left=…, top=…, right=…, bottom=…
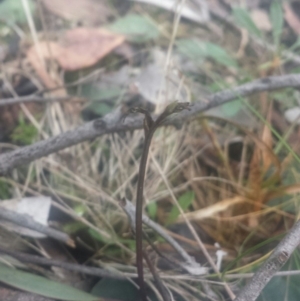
left=86, top=102, right=113, bottom=116
left=167, top=191, right=194, bottom=224
left=0, top=179, right=11, bottom=199
left=0, top=0, right=35, bottom=24
left=147, top=202, right=157, bottom=220
left=270, top=1, right=283, bottom=49
left=88, top=228, right=112, bottom=244
left=92, top=278, right=160, bottom=301
left=80, top=85, right=122, bottom=101
left=63, top=222, right=86, bottom=234
left=221, top=99, right=243, bottom=117
left=108, top=14, right=160, bottom=43
left=11, top=115, right=38, bottom=145
left=92, top=279, right=139, bottom=301
left=88, top=229, right=135, bottom=251
left=176, top=39, right=238, bottom=68
left=80, top=85, right=121, bottom=116
left=232, top=7, right=262, bottom=38
left=0, top=264, right=99, bottom=301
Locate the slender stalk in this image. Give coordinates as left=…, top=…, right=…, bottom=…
left=135, top=126, right=156, bottom=301
left=133, top=103, right=190, bottom=301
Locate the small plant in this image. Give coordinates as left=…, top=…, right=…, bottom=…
left=10, top=114, right=38, bottom=145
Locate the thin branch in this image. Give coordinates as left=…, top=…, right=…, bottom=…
left=0, top=207, right=75, bottom=247
left=143, top=250, right=172, bottom=301
left=226, top=270, right=300, bottom=279
left=234, top=219, right=300, bottom=301
left=0, top=246, right=126, bottom=280
left=0, top=74, right=299, bottom=176
left=132, top=103, right=190, bottom=301
left=133, top=108, right=155, bottom=301
left=120, top=198, right=208, bottom=275
left=0, top=95, right=80, bottom=106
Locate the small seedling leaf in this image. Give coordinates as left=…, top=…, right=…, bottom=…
left=167, top=191, right=194, bottom=224
left=108, top=14, right=160, bottom=42
left=221, top=99, right=243, bottom=117
left=92, top=279, right=139, bottom=301
left=147, top=202, right=157, bottom=220
left=88, top=228, right=112, bottom=244
left=232, top=7, right=262, bottom=38
left=176, top=39, right=238, bottom=68
left=80, top=85, right=122, bottom=102
left=86, top=102, right=113, bottom=116
left=0, top=264, right=99, bottom=300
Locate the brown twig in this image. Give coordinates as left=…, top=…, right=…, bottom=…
left=0, top=74, right=299, bottom=176
left=0, top=207, right=75, bottom=247
left=143, top=250, right=172, bottom=301
left=132, top=103, right=190, bottom=301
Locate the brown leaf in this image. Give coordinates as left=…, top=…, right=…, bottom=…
left=27, top=28, right=125, bottom=72
left=58, top=28, right=124, bottom=71
left=179, top=196, right=244, bottom=222
left=42, top=0, right=112, bottom=25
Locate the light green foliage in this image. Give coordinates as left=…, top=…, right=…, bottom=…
left=270, top=1, right=283, bottom=50
left=80, top=85, right=122, bottom=101
left=0, top=179, right=10, bottom=199
left=85, top=102, right=113, bottom=116
left=88, top=228, right=135, bottom=250
left=232, top=7, right=262, bottom=38
left=11, top=115, right=38, bottom=145
left=221, top=99, right=243, bottom=117
left=63, top=222, right=86, bottom=234
left=80, top=85, right=122, bottom=116
left=92, top=278, right=161, bottom=301
left=73, top=204, right=87, bottom=216
left=0, top=264, right=98, bottom=300
left=166, top=190, right=194, bottom=224
left=0, top=0, right=35, bottom=24
left=108, top=14, right=160, bottom=42
left=176, top=39, right=238, bottom=68
left=88, top=228, right=112, bottom=244
left=147, top=202, right=157, bottom=220
left=92, top=279, right=140, bottom=301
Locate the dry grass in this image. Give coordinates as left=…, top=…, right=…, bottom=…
left=1, top=0, right=300, bottom=299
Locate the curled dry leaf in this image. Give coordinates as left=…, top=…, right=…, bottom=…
left=27, top=28, right=125, bottom=72
left=178, top=196, right=244, bottom=222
